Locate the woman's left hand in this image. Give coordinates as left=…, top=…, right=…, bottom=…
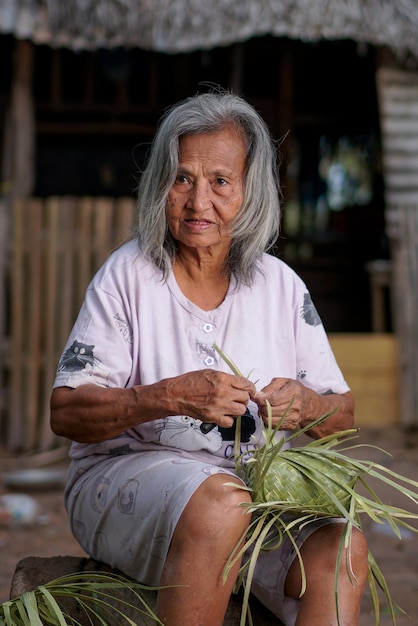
left=252, top=378, right=355, bottom=437
left=252, top=378, right=307, bottom=430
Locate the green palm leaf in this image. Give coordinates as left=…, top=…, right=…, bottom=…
left=0, top=572, right=164, bottom=626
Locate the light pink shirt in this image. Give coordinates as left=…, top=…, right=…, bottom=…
left=54, top=239, right=349, bottom=467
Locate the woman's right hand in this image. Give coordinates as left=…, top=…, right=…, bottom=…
left=50, top=370, right=255, bottom=443
left=161, top=369, right=256, bottom=429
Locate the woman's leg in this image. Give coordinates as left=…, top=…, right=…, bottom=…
left=157, top=473, right=252, bottom=626
left=285, top=524, right=368, bottom=626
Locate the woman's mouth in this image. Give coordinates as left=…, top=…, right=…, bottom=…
left=184, top=219, right=213, bottom=230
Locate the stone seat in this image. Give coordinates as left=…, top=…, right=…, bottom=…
left=10, top=555, right=282, bottom=625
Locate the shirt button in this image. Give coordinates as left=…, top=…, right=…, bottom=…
left=204, top=356, right=215, bottom=367
left=203, top=323, right=213, bottom=333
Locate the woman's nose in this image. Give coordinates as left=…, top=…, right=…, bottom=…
left=189, top=180, right=212, bottom=211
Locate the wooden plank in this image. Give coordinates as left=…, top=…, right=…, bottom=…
left=7, top=41, right=35, bottom=197
left=382, top=136, right=418, bottom=153
left=380, top=86, right=418, bottom=100
left=388, top=206, right=418, bottom=427
left=57, top=197, right=77, bottom=352
left=7, top=198, right=25, bottom=450
left=39, top=197, right=80, bottom=451
left=0, top=197, right=13, bottom=415
left=380, top=100, right=418, bottom=117
left=114, top=196, right=135, bottom=246
left=386, top=189, right=418, bottom=207
left=383, top=154, right=418, bottom=170
left=379, top=84, right=418, bottom=101
left=24, top=198, right=43, bottom=450
left=378, top=67, right=418, bottom=86
left=93, top=197, right=114, bottom=269
left=403, top=209, right=418, bottom=423
left=384, top=172, right=418, bottom=189
left=38, top=197, right=61, bottom=451
left=402, top=208, right=418, bottom=427
left=380, top=117, right=418, bottom=134
left=0, top=198, right=10, bottom=418
left=76, top=197, right=94, bottom=306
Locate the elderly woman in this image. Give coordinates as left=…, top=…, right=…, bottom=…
left=51, top=91, right=368, bottom=626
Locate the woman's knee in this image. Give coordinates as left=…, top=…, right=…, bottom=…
left=314, top=523, right=368, bottom=578
left=329, top=524, right=369, bottom=581
left=286, top=523, right=369, bottom=598
left=344, top=526, right=369, bottom=583
left=174, top=474, right=252, bottom=547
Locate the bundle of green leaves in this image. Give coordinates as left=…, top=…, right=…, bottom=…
left=0, top=571, right=163, bottom=625
left=213, top=343, right=418, bottom=626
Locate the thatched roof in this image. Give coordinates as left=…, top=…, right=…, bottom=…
left=1, top=0, right=418, bottom=60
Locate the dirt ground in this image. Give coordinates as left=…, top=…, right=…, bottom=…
left=1, top=425, right=418, bottom=625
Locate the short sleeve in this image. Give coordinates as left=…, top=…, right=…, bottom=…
left=294, top=288, right=350, bottom=396
left=53, top=284, right=134, bottom=390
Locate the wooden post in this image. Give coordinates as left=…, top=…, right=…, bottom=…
left=1, top=40, right=35, bottom=427
left=388, top=206, right=418, bottom=428
left=0, top=198, right=9, bottom=421
left=377, top=64, right=418, bottom=427
left=7, top=197, right=25, bottom=450
left=2, top=40, right=35, bottom=198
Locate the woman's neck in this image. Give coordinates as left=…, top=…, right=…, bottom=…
left=173, top=251, right=230, bottom=311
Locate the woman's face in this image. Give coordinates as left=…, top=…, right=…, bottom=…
left=166, top=126, right=247, bottom=256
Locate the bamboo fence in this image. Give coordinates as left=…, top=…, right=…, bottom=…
left=1, top=196, right=135, bottom=455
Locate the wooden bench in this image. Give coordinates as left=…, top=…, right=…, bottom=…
left=10, top=555, right=281, bottom=625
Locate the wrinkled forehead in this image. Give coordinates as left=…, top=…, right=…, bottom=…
left=177, top=122, right=250, bottom=160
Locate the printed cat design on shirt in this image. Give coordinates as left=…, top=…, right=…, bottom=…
left=156, top=415, right=223, bottom=453
left=301, top=292, right=322, bottom=327
left=58, top=340, right=100, bottom=371
left=218, top=407, right=256, bottom=443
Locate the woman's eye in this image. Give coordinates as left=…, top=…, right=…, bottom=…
left=175, top=175, right=188, bottom=184
left=216, top=177, right=227, bottom=186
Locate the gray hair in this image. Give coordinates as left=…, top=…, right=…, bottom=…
left=135, top=90, right=281, bottom=285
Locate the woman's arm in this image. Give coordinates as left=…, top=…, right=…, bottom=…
left=51, top=370, right=256, bottom=443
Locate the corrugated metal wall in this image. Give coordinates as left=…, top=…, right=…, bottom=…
left=378, top=67, right=418, bottom=208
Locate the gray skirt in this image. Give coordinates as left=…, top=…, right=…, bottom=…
left=65, top=450, right=339, bottom=626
